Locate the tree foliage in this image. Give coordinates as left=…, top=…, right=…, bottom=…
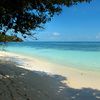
left=0, top=33, right=23, bottom=42
left=0, top=0, right=91, bottom=38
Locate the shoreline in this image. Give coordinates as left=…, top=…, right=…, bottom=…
left=0, top=51, right=100, bottom=90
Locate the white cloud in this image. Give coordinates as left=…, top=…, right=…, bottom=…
left=52, top=32, right=60, bottom=36
left=49, top=32, right=61, bottom=40
left=96, top=33, right=100, bottom=39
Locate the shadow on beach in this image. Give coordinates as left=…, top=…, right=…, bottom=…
left=0, top=60, right=100, bottom=100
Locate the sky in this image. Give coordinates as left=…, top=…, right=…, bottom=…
left=34, top=0, right=100, bottom=41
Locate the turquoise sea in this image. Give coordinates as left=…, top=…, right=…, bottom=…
left=0, top=42, right=100, bottom=72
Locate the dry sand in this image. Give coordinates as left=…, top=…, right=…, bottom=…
left=0, top=51, right=100, bottom=100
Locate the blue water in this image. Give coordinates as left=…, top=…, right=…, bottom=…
left=0, top=42, right=100, bottom=72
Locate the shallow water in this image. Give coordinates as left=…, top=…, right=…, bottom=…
left=0, top=42, right=100, bottom=72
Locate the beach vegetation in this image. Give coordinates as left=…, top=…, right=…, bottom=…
left=0, top=0, right=91, bottom=39
left=0, top=32, right=23, bottom=42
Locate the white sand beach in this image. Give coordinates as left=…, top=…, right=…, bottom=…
left=0, top=51, right=100, bottom=90
left=0, top=51, right=100, bottom=100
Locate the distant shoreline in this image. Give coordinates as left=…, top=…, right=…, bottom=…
left=28, top=40, right=100, bottom=42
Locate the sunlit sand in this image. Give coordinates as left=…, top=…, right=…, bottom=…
left=0, top=51, right=100, bottom=90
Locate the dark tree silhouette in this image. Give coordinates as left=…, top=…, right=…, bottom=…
left=0, top=0, right=91, bottom=38
left=0, top=33, right=23, bottom=42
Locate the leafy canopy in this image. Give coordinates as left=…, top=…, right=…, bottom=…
left=0, top=33, right=23, bottom=42
left=0, top=0, right=91, bottom=38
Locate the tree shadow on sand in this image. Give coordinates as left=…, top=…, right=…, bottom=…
left=0, top=60, right=100, bottom=100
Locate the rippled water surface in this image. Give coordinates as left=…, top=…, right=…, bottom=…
left=0, top=42, right=100, bottom=72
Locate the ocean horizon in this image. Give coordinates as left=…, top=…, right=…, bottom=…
left=0, top=41, right=100, bottom=72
